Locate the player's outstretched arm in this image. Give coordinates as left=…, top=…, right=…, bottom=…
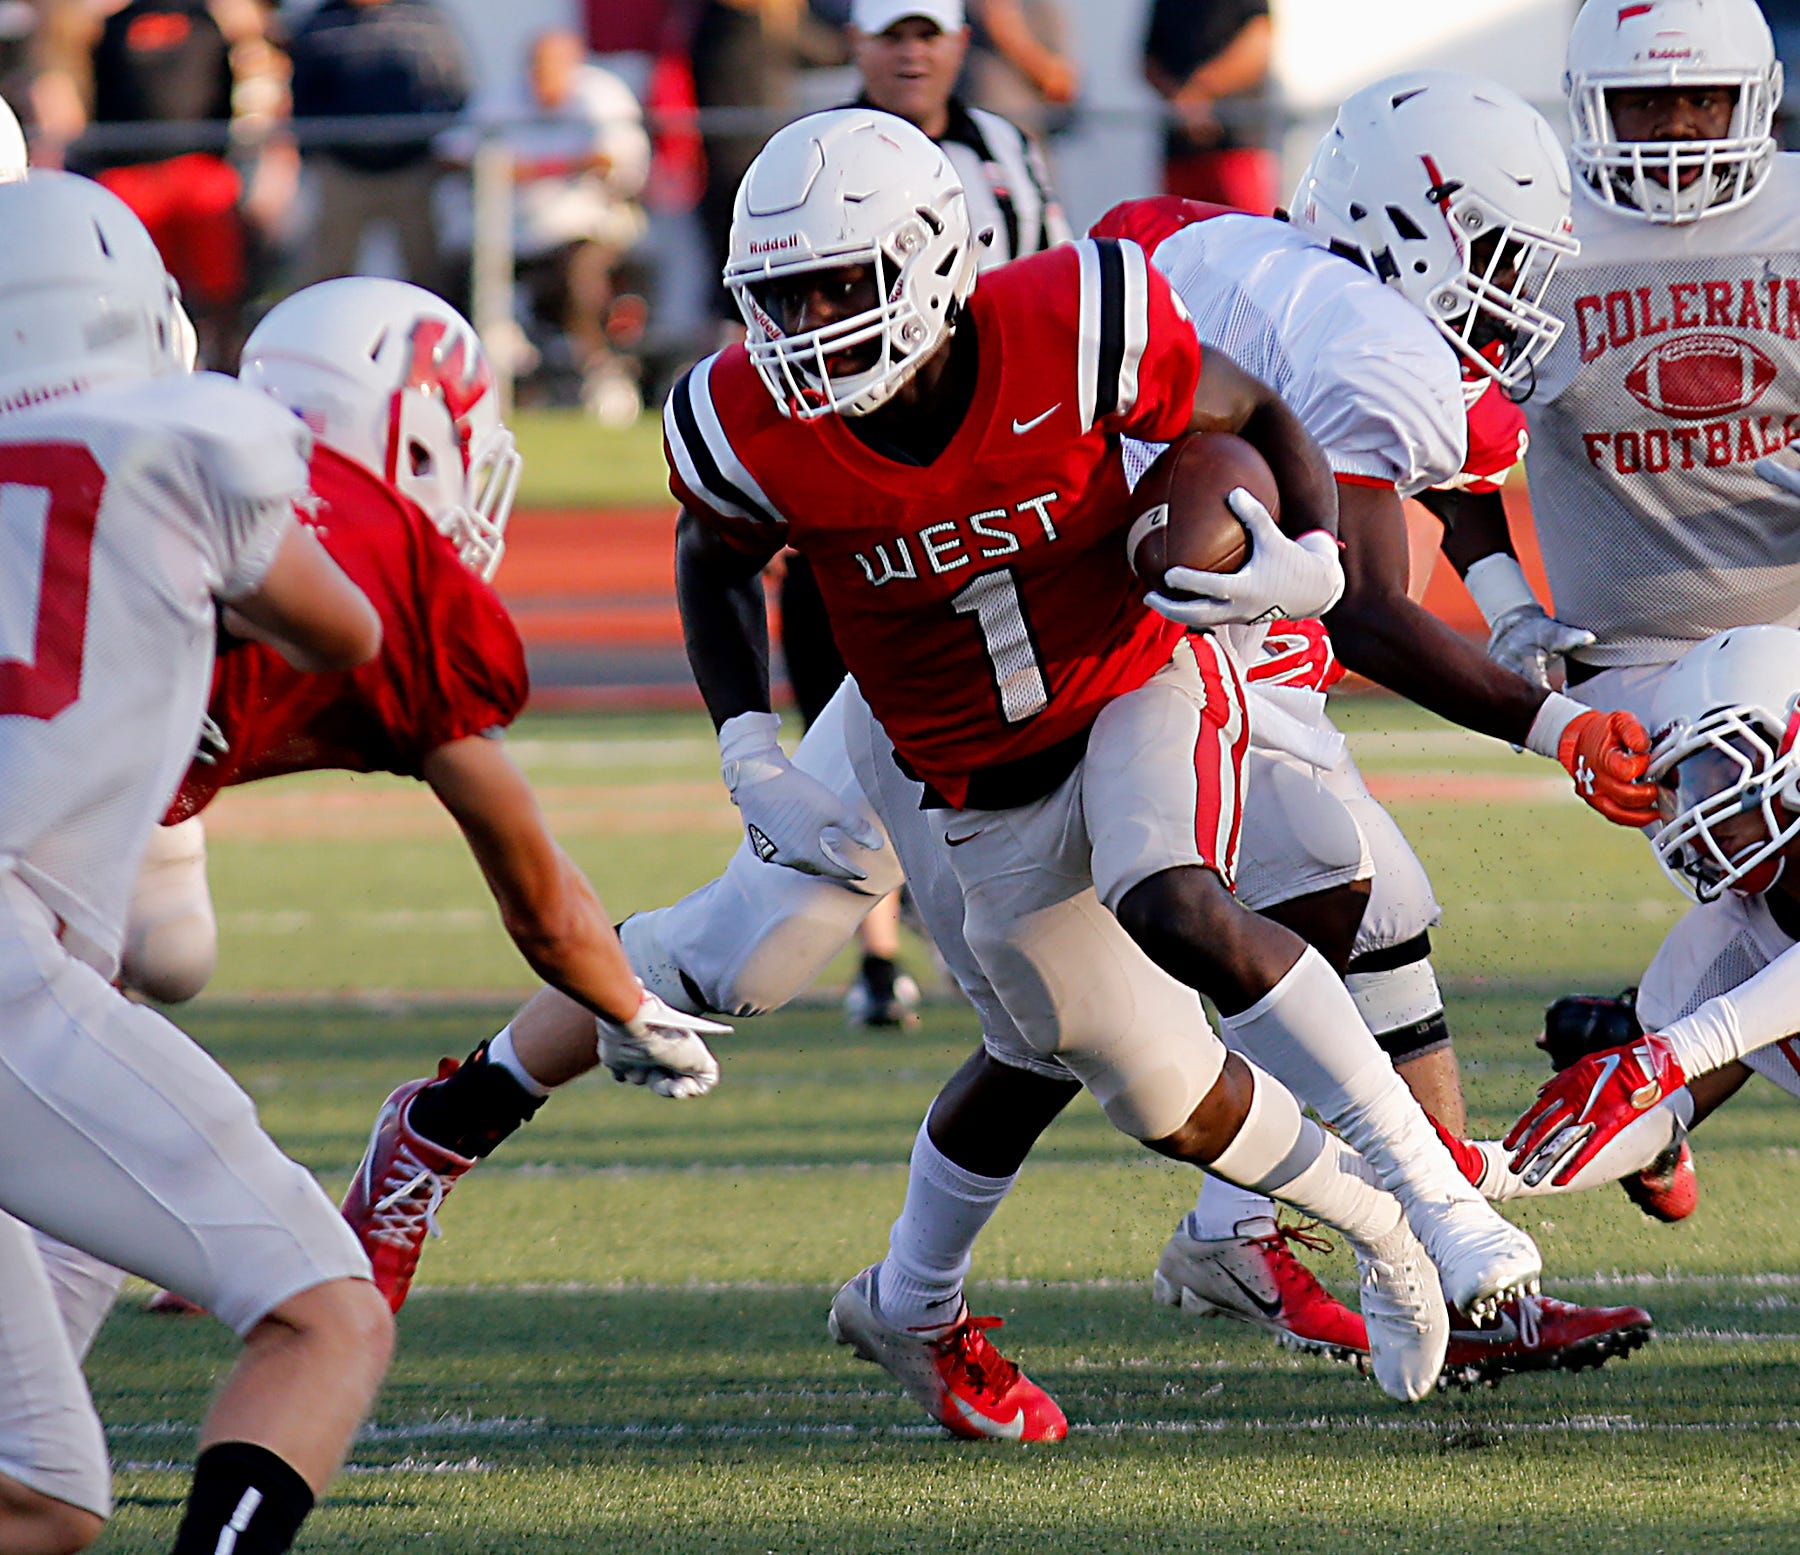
left=227, top=519, right=381, bottom=673
left=422, top=735, right=727, bottom=1096
left=1330, top=482, right=1572, bottom=743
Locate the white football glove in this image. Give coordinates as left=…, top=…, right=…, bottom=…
left=718, top=711, right=885, bottom=884
left=595, top=989, right=731, bottom=1100
left=1462, top=553, right=1595, bottom=691
left=1145, top=488, right=1345, bottom=631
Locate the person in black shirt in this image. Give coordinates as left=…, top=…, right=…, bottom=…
left=1142, top=0, right=1276, bottom=212
left=288, top=0, right=471, bottom=297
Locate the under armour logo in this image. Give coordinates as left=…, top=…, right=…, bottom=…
left=1574, top=755, right=1597, bottom=796
left=747, top=823, right=778, bottom=863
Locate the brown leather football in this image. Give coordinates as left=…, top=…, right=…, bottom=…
left=1126, top=432, right=1280, bottom=593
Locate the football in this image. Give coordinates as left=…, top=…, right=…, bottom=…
left=1126, top=431, right=1278, bottom=593
left=1624, top=332, right=1777, bottom=420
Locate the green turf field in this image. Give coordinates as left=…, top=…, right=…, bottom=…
left=514, top=410, right=665, bottom=509
left=86, top=698, right=1800, bottom=1553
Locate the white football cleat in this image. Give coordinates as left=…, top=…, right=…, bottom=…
left=1340, top=1217, right=1448, bottom=1403
left=1401, top=1193, right=1541, bottom=1323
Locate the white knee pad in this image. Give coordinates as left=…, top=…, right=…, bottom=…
left=118, top=817, right=216, bottom=1003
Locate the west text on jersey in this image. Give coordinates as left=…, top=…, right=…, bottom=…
left=853, top=491, right=1061, bottom=587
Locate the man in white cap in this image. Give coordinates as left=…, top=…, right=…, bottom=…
left=782, top=0, right=1074, bottom=1026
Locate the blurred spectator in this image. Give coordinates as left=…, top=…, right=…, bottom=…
left=446, top=29, right=650, bottom=424
left=288, top=0, right=471, bottom=296
left=690, top=0, right=801, bottom=325
left=1142, top=0, right=1276, bottom=212
left=36, top=0, right=288, bottom=366
left=849, top=0, right=1067, bottom=262
left=965, top=0, right=1076, bottom=139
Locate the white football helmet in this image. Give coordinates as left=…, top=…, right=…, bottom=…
left=725, top=108, right=978, bottom=419
left=0, top=94, right=24, bottom=182
left=1567, top=0, right=1781, bottom=224
left=1646, top=625, right=1800, bottom=900
left=1290, top=70, right=1578, bottom=398
left=240, top=278, right=521, bottom=580
left=0, top=170, right=190, bottom=410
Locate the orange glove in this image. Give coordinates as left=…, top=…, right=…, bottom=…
left=1557, top=707, right=1657, bottom=828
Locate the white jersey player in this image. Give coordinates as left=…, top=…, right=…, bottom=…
left=1450, top=0, right=1799, bottom=726
left=0, top=170, right=390, bottom=1555
left=1475, top=628, right=1800, bottom=1205
left=1438, top=0, right=1800, bottom=1222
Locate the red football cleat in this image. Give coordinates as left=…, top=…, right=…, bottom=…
left=1440, top=1292, right=1653, bottom=1388
left=1621, top=1138, right=1698, bottom=1223
left=1152, top=1216, right=1369, bottom=1361
left=340, top=1060, right=475, bottom=1313
left=828, top=1265, right=1068, bottom=1441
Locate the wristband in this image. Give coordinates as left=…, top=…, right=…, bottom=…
left=718, top=710, right=782, bottom=766
left=1463, top=553, right=1540, bottom=630
left=1523, top=691, right=1586, bottom=760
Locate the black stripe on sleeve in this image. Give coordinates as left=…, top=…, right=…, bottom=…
left=1093, top=237, right=1127, bottom=424
left=669, top=366, right=779, bottom=527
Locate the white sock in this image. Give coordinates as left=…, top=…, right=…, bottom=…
left=1182, top=1178, right=1277, bottom=1242
left=488, top=1023, right=552, bottom=1098
left=1204, top=1061, right=1402, bottom=1244
left=1222, top=946, right=1477, bottom=1209
left=880, top=1119, right=1017, bottom=1332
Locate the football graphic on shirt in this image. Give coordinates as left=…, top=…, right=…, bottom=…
left=1624, top=333, right=1777, bottom=420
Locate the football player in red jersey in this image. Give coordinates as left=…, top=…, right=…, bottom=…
left=671, top=106, right=1572, bottom=1421
left=29, top=277, right=725, bottom=1336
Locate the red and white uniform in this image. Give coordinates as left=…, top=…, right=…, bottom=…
left=667, top=238, right=1200, bottom=807
left=169, top=444, right=527, bottom=823
left=0, top=375, right=369, bottom=1521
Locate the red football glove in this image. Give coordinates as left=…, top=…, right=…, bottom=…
left=1244, top=617, right=1346, bottom=693
left=1558, top=708, right=1658, bottom=828
left=1503, top=1033, right=1687, bottom=1188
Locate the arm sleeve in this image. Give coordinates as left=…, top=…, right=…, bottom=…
left=181, top=378, right=315, bottom=600
left=1659, top=939, right=1800, bottom=1076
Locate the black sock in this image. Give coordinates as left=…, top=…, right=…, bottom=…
left=406, top=1041, right=546, bottom=1159
left=859, top=953, right=898, bottom=1002
left=170, top=1442, right=314, bottom=1555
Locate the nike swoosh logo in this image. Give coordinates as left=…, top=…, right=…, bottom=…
left=944, top=831, right=978, bottom=847
left=953, top=1393, right=1026, bottom=1439
left=1011, top=403, right=1061, bottom=435
left=1449, top=1312, right=1520, bottom=1346
left=1214, top=1264, right=1284, bottom=1321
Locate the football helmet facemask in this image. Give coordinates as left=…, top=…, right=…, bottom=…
left=1646, top=625, right=1800, bottom=900
left=726, top=108, right=978, bottom=419
left=1566, top=0, right=1781, bottom=225
left=0, top=169, right=190, bottom=409
left=1290, top=69, right=1577, bottom=398
left=240, top=278, right=521, bottom=580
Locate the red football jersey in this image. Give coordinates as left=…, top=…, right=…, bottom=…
left=167, top=445, right=528, bottom=823
left=1450, top=378, right=1530, bottom=495
left=665, top=239, right=1201, bottom=805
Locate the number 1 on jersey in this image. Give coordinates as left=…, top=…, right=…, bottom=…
left=950, top=567, right=1048, bottom=724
